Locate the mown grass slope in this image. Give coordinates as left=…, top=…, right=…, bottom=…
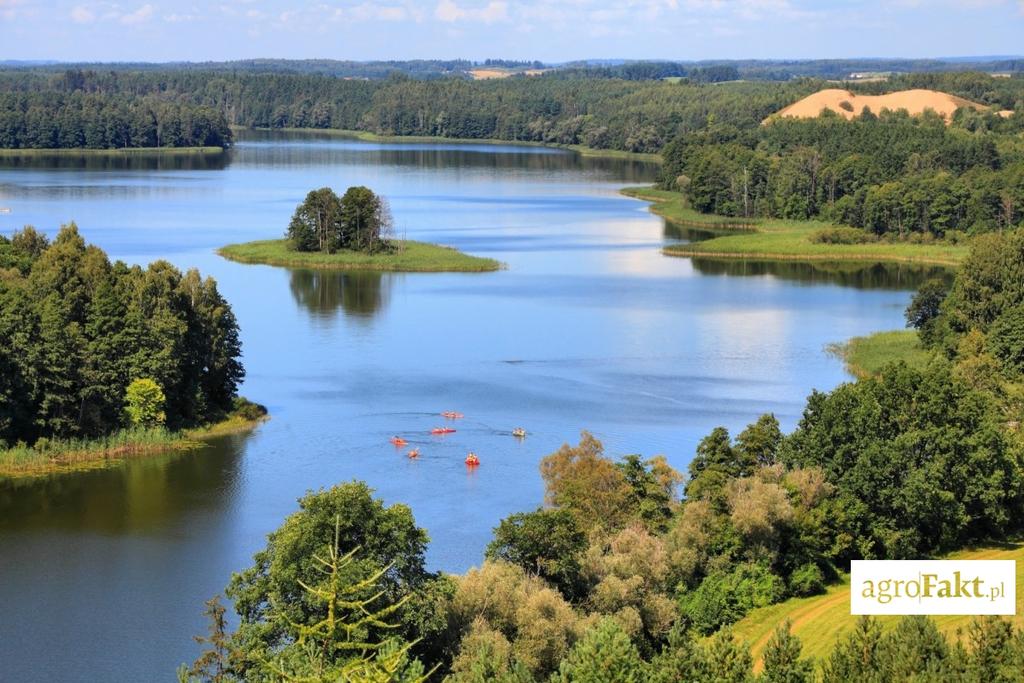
left=730, top=541, right=1024, bottom=671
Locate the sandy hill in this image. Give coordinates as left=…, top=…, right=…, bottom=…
left=768, top=88, right=1001, bottom=123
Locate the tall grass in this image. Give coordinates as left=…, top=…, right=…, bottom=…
left=0, top=426, right=198, bottom=476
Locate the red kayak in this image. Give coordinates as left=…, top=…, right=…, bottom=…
left=407, top=448, right=420, bottom=459
left=430, top=427, right=456, bottom=435
left=389, top=436, right=408, bottom=446
left=441, top=411, right=464, bottom=419
left=465, top=452, right=480, bottom=466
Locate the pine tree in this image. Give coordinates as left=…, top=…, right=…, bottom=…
left=551, top=617, right=645, bottom=683
left=761, top=620, right=813, bottom=683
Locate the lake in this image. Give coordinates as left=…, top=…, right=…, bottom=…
left=0, top=131, right=939, bottom=681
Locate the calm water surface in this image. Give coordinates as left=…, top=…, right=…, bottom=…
left=0, top=132, right=939, bottom=681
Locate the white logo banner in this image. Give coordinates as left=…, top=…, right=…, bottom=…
left=850, top=560, right=1016, bottom=615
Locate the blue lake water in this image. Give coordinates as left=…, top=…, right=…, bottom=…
left=0, top=131, right=938, bottom=681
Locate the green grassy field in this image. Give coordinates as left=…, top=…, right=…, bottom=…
left=0, top=146, right=226, bottom=156
left=218, top=239, right=502, bottom=272
left=238, top=126, right=664, bottom=163
left=730, top=542, right=1024, bottom=672
left=622, top=187, right=968, bottom=267
left=832, top=329, right=934, bottom=378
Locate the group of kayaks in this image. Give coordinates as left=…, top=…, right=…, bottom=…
left=387, top=411, right=528, bottom=467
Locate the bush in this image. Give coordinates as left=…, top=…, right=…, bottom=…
left=788, top=563, right=826, bottom=597
left=679, top=563, right=786, bottom=635
left=231, top=396, right=268, bottom=422
left=809, top=227, right=877, bottom=245
left=124, top=378, right=166, bottom=428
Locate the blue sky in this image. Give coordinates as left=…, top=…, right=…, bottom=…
left=2, top=0, right=1023, bottom=63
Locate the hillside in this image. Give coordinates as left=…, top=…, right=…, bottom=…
left=730, top=541, right=1024, bottom=671
left=768, top=87, right=1006, bottom=122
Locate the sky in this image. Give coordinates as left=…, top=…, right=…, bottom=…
left=1, top=0, right=1024, bottom=63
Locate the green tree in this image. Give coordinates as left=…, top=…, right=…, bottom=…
left=124, top=378, right=166, bottom=427
left=223, top=482, right=433, bottom=677
left=287, top=187, right=344, bottom=253
left=551, top=617, right=645, bottom=683
left=340, top=185, right=392, bottom=253
left=485, top=508, right=587, bottom=601
left=761, top=620, right=813, bottom=683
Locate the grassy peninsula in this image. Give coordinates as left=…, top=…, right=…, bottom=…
left=218, top=238, right=501, bottom=272
left=0, top=400, right=268, bottom=479
left=831, top=329, right=933, bottom=378
left=622, top=187, right=968, bottom=267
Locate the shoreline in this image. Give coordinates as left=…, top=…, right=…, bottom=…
left=0, top=409, right=268, bottom=480
left=622, top=186, right=967, bottom=267
left=0, top=146, right=228, bottom=157
left=218, top=238, right=503, bottom=272
left=233, top=126, right=663, bottom=163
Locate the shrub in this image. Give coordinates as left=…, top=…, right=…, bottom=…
left=124, top=378, right=166, bottom=428
left=788, top=563, right=826, bottom=597
left=809, top=227, right=877, bottom=245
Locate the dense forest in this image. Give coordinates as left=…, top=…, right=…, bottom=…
left=0, top=91, right=232, bottom=149
left=1, top=67, right=1021, bottom=160
left=660, top=74, right=1024, bottom=237
left=180, top=230, right=1024, bottom=681
left=0, top=225, right=244, bottom=446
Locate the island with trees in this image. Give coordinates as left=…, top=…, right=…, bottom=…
left=218, top=186, right=501, bottom=272
left=0, top=224, right=266, bottom=478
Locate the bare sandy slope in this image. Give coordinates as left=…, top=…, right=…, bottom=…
left=769, top=88, right=1001, bottom=123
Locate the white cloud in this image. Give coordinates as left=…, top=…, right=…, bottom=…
left=349, top=2, right=409, bottom=21
left=120, top=3, right=155, bottom=24
left=435, top=0, right=508, bottom=23
left=70, top=4, right=96, bottom=23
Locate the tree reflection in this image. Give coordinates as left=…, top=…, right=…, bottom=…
left=689, top=257, right=952, bottom=290
left=288, top=269, right=391, bottom=320
left=0, top=431, right=251, bottom=533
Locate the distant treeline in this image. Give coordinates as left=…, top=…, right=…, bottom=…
left=3, top=56, right=1022, bottom=81
left=0, top=91, right=232, bottom=149
left=0, top=225, right=244, bottom=446
left=0, top=69, right=815, bottom=153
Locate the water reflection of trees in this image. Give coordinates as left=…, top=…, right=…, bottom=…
left=0, top=150, right=229, bottom=172
left=289, top=269, right=391, bottom=320
left=0, top=432, right=249, bottom=533
left=689, top=257, right=952, bottom=290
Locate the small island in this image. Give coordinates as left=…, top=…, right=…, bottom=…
left=218, top=185, right=501, bottom=272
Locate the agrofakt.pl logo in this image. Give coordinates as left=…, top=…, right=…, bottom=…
left=851, top=560, right=1017, bottom=615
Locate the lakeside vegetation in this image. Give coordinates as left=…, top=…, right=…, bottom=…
left=219, top=239, right=501, bottom=272
left=0, top=90, right=232, bottom=150
left=624, top=186, right=969, bottom=266
left=833, top=329, right=933, bottom=378
left=0, top=225, right=256, bottom=476
left=0, top=398, right=268, bottom=479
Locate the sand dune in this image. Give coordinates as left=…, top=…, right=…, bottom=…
left=769, top=88, right=1004, bottom=123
